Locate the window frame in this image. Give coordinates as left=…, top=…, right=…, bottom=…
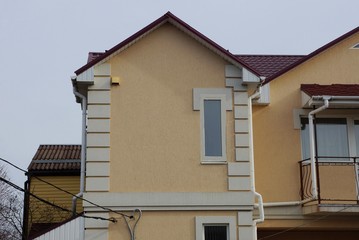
left=200, top=94, right=227, bottom=163
left=193, top=88, right=232, bottom=164
left=195, top=216, right=236, bottom=240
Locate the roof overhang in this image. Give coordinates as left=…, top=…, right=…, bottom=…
left=74, top=12, right=260, bottom=81
left=301, top=84, right=359, bottom=108
left=302, top=93, right=359, bottom=108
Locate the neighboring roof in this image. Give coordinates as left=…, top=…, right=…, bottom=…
left=264, top=26, right=359, bottom=84
left=236, top=55, right=304, bottom=79
left=28, top=145, right=81, bottom=172
left=75, top=11, right=260, bottom=76
left=301, top=84, right=359, bottom=96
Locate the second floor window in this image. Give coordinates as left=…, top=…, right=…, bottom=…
left=193, top=88, right=232, bottom=163
left=203, top=100, right=223, bottom=157
left=300, top=117, right=359, bottom=161
left=201, top=97, right=226, bottom=162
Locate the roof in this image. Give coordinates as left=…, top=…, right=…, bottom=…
left=301, top=84, right=359, bottom=96
left=236, top=55, right=304, bottom=79
left=75, top=11, right=260, bottom=76
left=28, top=145, right=81, bottom=172
left=264, top=26, right=359, bottom=84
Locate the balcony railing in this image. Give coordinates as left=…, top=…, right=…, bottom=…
left=299, top=156, right=359, bottom=204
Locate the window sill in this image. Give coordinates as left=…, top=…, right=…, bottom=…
left=201, top=161, right=227, bottom=165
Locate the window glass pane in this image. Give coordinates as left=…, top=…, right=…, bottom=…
left=301, top=118, right=349, bottom=161
left=204, top=226, right=227, bottom=240
left=204, top=100, right=222, bottom=157
left=354, top=120, right=359, bottom=156
left=301, top=118, right=310, bottom=160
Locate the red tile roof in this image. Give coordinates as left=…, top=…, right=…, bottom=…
left=75, top=11, right=260, bottom=76
left=301, top=84, right=359, bottom=96
left=236, top=55, right=304, bottom=79
left=28, top=145, right=81, bottom=172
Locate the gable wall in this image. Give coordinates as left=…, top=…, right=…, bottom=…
left=253, top=32, right=359, bottom=202
left=109, top=23, right=235, bottom=192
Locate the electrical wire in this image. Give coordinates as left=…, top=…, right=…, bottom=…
left=0, top=157, right=133, bottom=219
left=0, top=176, right=116, bottom=223
left=258, top=205, right=354, bottom=240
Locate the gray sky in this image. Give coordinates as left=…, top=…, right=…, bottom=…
left=1, top=0, right=358, bottom=186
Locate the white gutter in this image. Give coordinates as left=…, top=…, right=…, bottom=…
left=312, top=95, right=359, bottom=100
left=71, top=78, right=87, bottom=240
left=248, top=81, right=265, bottom=240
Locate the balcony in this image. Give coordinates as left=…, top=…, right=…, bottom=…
left=299, top=156, right=359, bottom=214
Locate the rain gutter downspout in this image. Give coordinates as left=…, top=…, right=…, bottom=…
left=308, top=96, right=330, bottom=200
left=71, top=78, right=87, bottom=240
left=248, top=79, right=265, bottom=240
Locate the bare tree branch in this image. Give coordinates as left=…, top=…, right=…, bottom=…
left=0, top=164, right=22, bottom=240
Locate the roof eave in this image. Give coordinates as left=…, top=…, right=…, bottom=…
left=75, top=12, right=260, bottom=77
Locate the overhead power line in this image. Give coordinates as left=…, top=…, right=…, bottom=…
left=0, top=157, right=133, bottom=219
left=0, top=176, right=116, bottom=223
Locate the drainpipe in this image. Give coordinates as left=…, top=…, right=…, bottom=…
left=248, top=79, right=265, bottom=240
left=71, top=77, right=87, bottom=240
left=308, top=97, right=330, bottom=199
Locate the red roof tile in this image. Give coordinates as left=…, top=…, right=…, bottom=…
left=236, top=55, right=304, bottom=79
left=75, top=12, right=260, bottom=76
left=301, top=84, right=359, bottom=96
left=28, top=145, right=81, bottom=172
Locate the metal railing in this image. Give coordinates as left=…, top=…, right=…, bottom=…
left=299, top=156, right=359, bottom=204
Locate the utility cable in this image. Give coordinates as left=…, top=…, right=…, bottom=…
left=0, top=157, right=133, bottom=219
left=0, top=176, right=116, bottom=223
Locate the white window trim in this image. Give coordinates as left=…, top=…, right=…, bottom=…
left=350, top=43, right=359, bottom=49
left=193, top=88, right=232, bottom=163
left=195, top=216, right=236, bottom=240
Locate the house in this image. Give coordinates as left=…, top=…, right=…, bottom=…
left=247, top=27, right=359, bottom=239
left=27, top=12, right=359, bottom=240
left=72, top=11, right=264, bottom=240
left=23, top=144, right=82, bottom=239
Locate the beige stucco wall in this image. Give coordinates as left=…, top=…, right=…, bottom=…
left=109, top=211, right=237, bottom=240
left=109, top=23, right=234, bottom=192
left=253, top=32, right=359, bottom=202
